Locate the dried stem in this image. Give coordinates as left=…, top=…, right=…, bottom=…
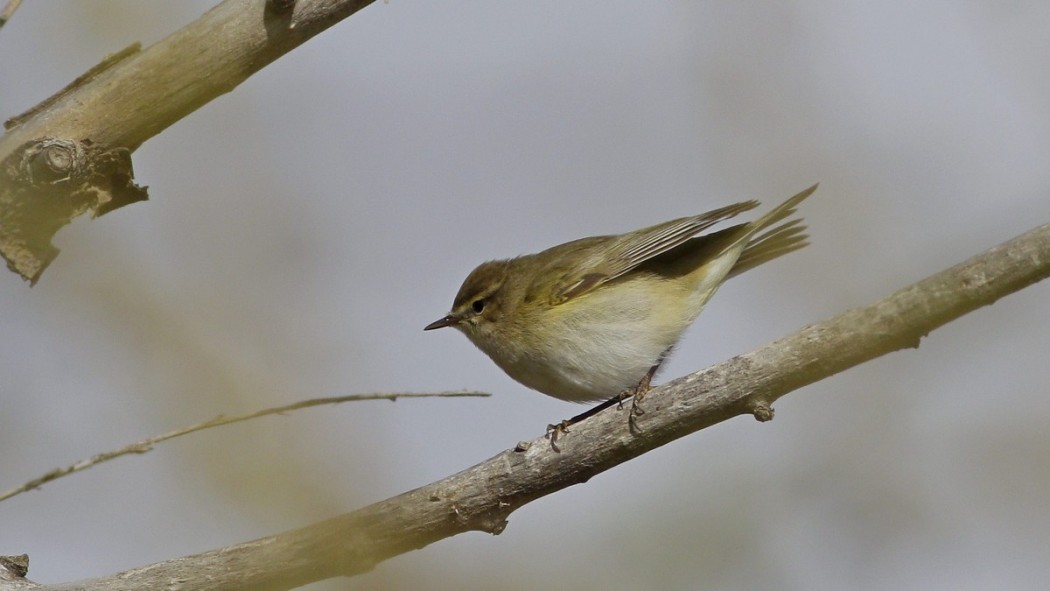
left=0, top=391, right=489, bottom=503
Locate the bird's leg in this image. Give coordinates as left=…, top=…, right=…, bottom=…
left=626, top=348, right=672, bottom=431
left=546, top=396, right=622, bottom=451
left=628, top=363, right=658, bottom=415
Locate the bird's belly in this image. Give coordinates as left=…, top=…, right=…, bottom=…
left=496, top=293, right=691, bottom=402
left=502, top=342, right=662, bottom=403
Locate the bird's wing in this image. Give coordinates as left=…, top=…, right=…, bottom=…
left=548, top=200, right=759, bottom=304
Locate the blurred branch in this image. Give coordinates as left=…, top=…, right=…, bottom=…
left=0, top=391, right=489, bottom=504
left=0, top=0, right=376, bottom=283
left=18, top=222, right=1041, bottom=590
left=0, top=0, right=21, bottom=31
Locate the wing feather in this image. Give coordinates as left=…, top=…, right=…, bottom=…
left=552, top=200, right=759, bottom=302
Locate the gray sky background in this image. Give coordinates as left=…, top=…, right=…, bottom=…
left=2, top=2, right=1049, bottom=590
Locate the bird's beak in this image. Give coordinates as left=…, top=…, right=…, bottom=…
left=424, top=315, right=455, bottom=331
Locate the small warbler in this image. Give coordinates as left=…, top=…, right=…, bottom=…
left=426, top=185, right=817, bottom=412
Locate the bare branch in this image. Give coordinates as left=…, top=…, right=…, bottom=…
left=30, top=223, right=1046, bottom=591
left=0, top=0, right=377, bottom=282
left=0, top=391, right=489, bottom=504
left=0, top=0, right=22, bottom=32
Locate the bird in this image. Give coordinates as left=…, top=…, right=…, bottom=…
left=425, top=184, right=817, bottom=426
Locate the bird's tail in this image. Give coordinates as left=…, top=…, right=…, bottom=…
left=728, top=184, right=817, bottom=278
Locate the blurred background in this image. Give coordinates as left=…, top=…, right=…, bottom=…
left=2, top=1, right=1049, bottom=589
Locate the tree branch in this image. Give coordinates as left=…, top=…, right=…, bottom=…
left=17, top=222, right=1039, bottom=590
left=0, top=0, right=22, bottom=32
left=0, top=0, right=377, bottom=283
left=0, top=391, right=490, bottom=504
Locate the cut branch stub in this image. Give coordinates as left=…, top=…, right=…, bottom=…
left=0, top=554, right=29, bottom=578
left=0, top=138, right=147, bottom=284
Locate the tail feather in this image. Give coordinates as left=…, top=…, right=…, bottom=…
left=749, top=183, right=818, bottom=233
left=728, top=184, right=817, bottom=278
left=729, top=219, right=809, bottom=278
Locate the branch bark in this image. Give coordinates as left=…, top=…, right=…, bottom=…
left=0, top=0, right=376, bottom=283
left=4, top=222, right=1034, bottom=590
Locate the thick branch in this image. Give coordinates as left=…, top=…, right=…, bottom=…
left=2, top=0, right=376, bottom=150
left=30, top=223, right=1045, bottom=590
left=0, top=0, right=376, bottom=282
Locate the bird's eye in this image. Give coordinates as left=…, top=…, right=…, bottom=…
left=471, top=299, right=486, bottom=313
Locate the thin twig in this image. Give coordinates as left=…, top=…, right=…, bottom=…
left=0, top=0, right=22, bottom=31
left=0, top=391, right=489, bottom=503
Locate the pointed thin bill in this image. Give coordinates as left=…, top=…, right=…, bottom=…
left=424, top=315, right=455, bottom=331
